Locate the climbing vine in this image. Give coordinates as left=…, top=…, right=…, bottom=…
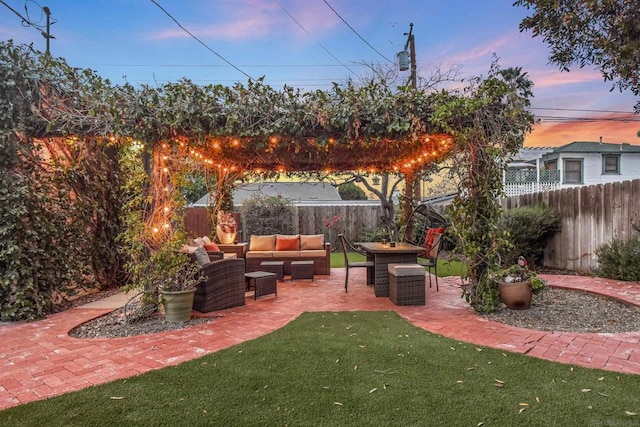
left=1, top=41, right=535, bottom=319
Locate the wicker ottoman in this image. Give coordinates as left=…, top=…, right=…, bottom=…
left=388, top=264, right=426, bottom=305
left=290, top=260, right=314, bottom=281
left=245, top=271, right=278, bottom=300
left=260, top=261, right=284, bottom=281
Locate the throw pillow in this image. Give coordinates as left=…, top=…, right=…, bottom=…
left=180, top=245, right=198, bottom=254
left=249, top=235, right=276, bottom=251
left=276, top=236, right=299, bottom=251
left=300, top=234, right=324, bottom=250
left=204, top=242, right=220, bottom=252
left=193, top=246, right=211, bottom=266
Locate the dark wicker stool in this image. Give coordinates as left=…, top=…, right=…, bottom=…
left=260, top=261, right=285, bottom=281
left=388, top=264, right=425, bottom=306
left=290, top=260, right=314, bottom=281
left=245, top=271, right=277, bottom=300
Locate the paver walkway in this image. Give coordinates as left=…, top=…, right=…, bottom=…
left=1, top=270, right=639, bottom=410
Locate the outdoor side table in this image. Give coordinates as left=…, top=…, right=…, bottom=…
left=260, top=261, right=285, bottom=281
left=290, top=260, right=314, bottom=281
left=244, top=271, right=277, bottom=300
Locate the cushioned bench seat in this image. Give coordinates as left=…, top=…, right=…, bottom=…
left=245, top=234, right=330, bottom=275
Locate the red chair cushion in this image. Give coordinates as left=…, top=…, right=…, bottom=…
left=424, top=227, right=446, bottom=252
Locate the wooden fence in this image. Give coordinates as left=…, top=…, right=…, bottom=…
left=500, top=179, right=640, bottom=273
left=185, top=204, right=384, bottom=247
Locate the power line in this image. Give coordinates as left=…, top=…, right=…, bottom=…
left=276, top=1, right=358, bottom=77
left=0, top=0, right=54, bottom=54
left=531, top=107, right=635, bottom=114
left=321, top=0, right=394, bottom=64
left=148, top=0, right=254, bottom=81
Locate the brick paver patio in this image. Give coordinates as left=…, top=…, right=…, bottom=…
left=0, top=270, right=638, bottom=410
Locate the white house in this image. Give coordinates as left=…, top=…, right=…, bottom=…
left=504, top=141, right=640, bottom=196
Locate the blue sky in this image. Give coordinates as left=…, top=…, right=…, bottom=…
left=2, top=0, right=638, bottom=146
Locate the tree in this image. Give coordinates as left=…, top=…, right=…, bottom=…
left=437, top=63, right=535, bottom=312
left=338, top=182, right=367, bottom=200
left=515, top=0, right=640, bottom=115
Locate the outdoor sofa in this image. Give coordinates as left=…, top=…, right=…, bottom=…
left=245, top=234, right=331, bottom=275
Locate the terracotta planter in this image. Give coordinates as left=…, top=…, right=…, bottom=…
left=216, top=224, right=237, bottom=244
left=498, top=281, right=532, bottom=310
left=160, top=289, right=196, bottom=322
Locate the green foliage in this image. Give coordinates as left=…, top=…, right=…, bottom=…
left=0, top=42, right=125, bottom=321
left=338, top=182, right=367, bottom=200
left=441, top=62, right=535, bottom=313
left=515, top=0, right=640, bottom=113
left=491, top=263, right=547, bottom=295
left=117, top=143, right=198, bottom=296
left=240, top=195, right=295, bottom=237
left=179, top=170, right=207, bottom=204
left=497, top=205, right=561, bottom=266
left=140, top=237, right=202, bottom=292
left=358, top=226, right=389, bottom=242
left=595, top=235, right=640, bottom=282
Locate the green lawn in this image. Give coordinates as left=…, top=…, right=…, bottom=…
left=330, top=252, right=467, bottom=277
left=1, top=312, right=637, bottom=426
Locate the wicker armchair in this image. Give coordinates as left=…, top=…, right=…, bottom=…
left=193, top=258, right=246, bottom=313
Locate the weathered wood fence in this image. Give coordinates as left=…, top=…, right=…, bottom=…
left=500, top=179, right=640, bottom=273
left=185, top=204, right=384, bottom=247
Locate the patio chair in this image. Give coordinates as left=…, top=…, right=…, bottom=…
left=418, top=232, right=443, bottom=291
left=402, top=203, right=448, bottom=247
left=338, top=234, right=374, bottom=293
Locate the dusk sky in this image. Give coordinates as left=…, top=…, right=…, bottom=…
left=2, top=0, right=639, bottom=147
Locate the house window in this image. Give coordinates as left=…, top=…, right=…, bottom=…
left=544, top=160, right=557, bottom=170
left=564, top=159, right=583, bottom=184
left=602, top=154, right=620, bottom=174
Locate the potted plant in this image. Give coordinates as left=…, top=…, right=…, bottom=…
left=216, top=211, right=238, bottom=244
left=492, top=256, right=546, bottom=310
left=140, top=241, right=203, bottom=322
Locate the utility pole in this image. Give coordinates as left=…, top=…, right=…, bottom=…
left=0, top=1, right=54, bottom=56
left=398, top=23, right=421, bottom=221
left=43, top=6, right=52, bottom=57
left=407, top=24, right=417, bottom=89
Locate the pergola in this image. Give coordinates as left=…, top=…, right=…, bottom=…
left=148, top=131, right=456, bottom=241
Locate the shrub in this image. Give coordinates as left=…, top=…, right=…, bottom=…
left=595, top=235, right=640, bottom=282
left=241, top=195, right=295, bottom=237
left=338, top=182, right=367, bottom=200
left=358, top=227, right=389, bottom=242
left=497, top=205, right=560, bottom=266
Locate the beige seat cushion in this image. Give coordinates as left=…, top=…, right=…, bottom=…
left=250, top=235, right=276, bottom=251
left=246, top=251, right=274, bottom=259
left=272, top=251, right=301, bottom=258
left=388, top=263, right=425, bottom=277
left=300, top=234, right=324, bottom=250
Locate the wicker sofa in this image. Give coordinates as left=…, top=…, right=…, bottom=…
left=192, top=257, right=246, bottom=313
left=245, top=234, right=331, bottom=275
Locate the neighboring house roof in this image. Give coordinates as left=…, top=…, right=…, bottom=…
left=192, top=181, right=342, bottom=207
left=552, top=141, right=640, bottom=154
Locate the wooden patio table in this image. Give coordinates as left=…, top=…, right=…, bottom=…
left=357, top=242, right=425, bottom=297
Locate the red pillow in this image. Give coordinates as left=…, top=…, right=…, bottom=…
left=424, top=227, right=446, bottom=251
left=204, top=242, right=220, bottom=252
left=276, top=237, right=299, bottom=251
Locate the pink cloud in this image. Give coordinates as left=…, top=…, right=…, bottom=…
left=525, top=117, right=640, bottom=147
left=149, top=0, right=338, bottom=42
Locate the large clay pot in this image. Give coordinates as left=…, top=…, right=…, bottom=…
left=216, top=224, right=237, bottom=244
left=498, top=281, right=532, bottom=310
left=160, top=289, right=196, bottom=322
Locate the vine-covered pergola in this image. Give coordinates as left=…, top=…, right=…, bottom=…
left=2, top=41, right=535, bottom=319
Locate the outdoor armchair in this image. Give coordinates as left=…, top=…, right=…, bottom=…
left=193, top=257, right=246, bottom=312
